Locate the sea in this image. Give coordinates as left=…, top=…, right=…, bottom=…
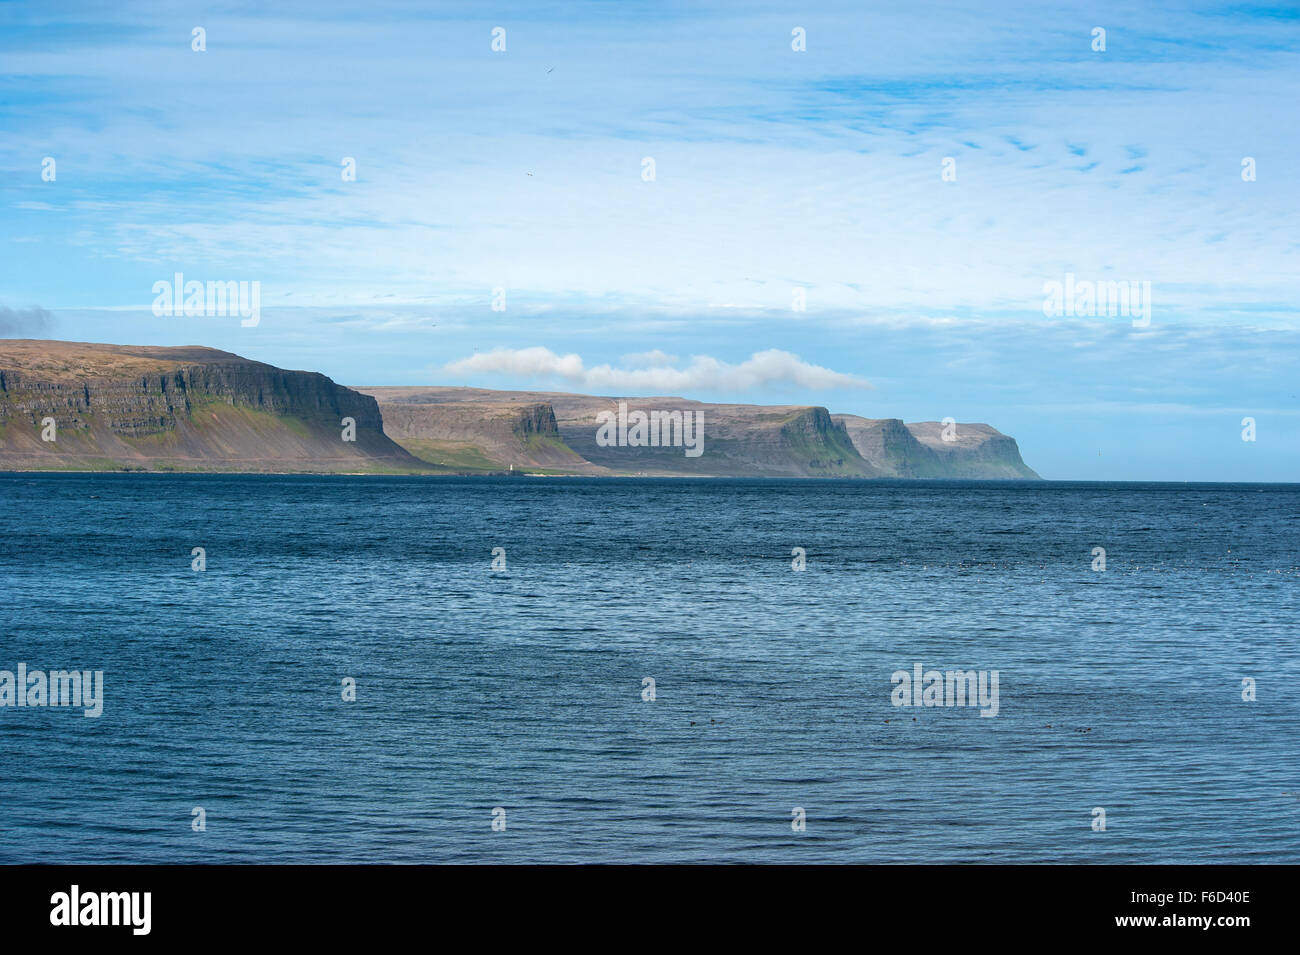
left=1, top=474, right=1297, bottom=863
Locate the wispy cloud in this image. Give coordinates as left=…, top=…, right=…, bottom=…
left=2, top=1, right=1296, bottom=318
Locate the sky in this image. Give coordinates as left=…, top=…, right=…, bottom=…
left=1, top=0, right=1298, bottom=480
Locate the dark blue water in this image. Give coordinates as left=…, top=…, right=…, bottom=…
left=1, top=474, right=1297, bottom=863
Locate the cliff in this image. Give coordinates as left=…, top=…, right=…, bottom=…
left=0, top=340, right=423, bottom=472
left=0, top=341, right=1040, bottom=478
left=362, top=387, right=1039, bottom=479
left=373, top=399, right=603, bottom=473
left=834, top=414, right=1040, bottom=479
left=906, top=420, right=1040, bottom=478
left=362, top=387, right=882, bottom=477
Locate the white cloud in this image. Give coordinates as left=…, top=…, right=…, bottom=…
left=440, top=347, right=871, bottom=394
left=621, top=349, right=678, bottom=367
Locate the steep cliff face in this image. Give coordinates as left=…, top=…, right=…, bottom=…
left=0, top=342, right=1041, bottom=478
left=905, top=420, right=1040, bottom=479
left=772, top=407, right=882, bottom=477
left=366, top=387, right=883, bottom=477
left=834, top=414, right=1040, bottom=479
left=366, top=398, right=601, bottom=473
left=0, top=340, right=422, bottom=472
left=551, top=399, right=877, bottom=477
left=834, top=415, right=946, bottom=477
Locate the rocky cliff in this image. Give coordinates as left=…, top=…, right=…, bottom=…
left=373, top=399, right=602, bottom=473
left=0, top=341, right=1040, bottom=478
left=0, top=340, right=423, bottom=472
left=363, top=387, right=881, bottom=477
left=363, top=387, right=1037, bottom=479
left=905, top=420, right=1040, bottom=478
left=546, top=395, right=876, bottom=477
left=834, top=414, right=1039, bottom=479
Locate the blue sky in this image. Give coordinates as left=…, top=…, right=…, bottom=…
left=2, top=0, right=1298, bottom=480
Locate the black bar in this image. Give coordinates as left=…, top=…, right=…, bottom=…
left=0, top=864, right=1277, bottom=941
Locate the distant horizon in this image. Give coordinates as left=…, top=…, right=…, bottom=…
left=2, top=332, right=1296, bottom=483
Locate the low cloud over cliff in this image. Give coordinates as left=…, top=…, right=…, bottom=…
left=440, top=347, right=871, bottom=394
